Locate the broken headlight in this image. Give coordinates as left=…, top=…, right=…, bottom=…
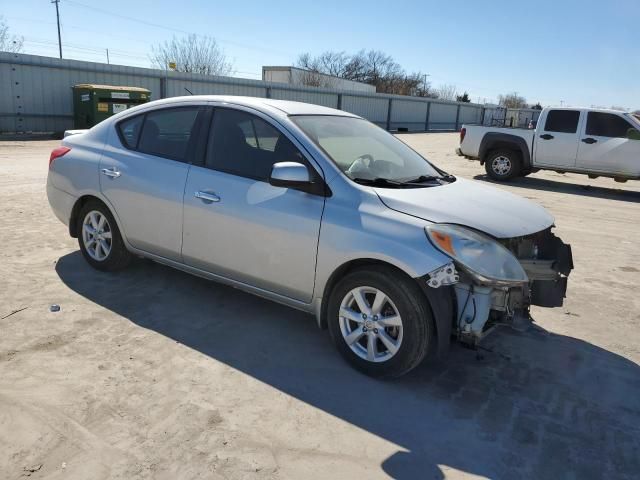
left=425, top=224, right=528, bottom=285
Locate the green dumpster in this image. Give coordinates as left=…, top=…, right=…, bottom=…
left=72, top=84, right=151, bottom=129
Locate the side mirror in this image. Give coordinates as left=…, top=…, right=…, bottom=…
left=270, top=162, right=311, bottom=188
left=627, top=128, right=640, bottom=141
left=269, top=162, right=328, bottom=196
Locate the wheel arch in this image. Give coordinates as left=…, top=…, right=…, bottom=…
left=318, top=258, right=455, bottom=360
left=69, top=193, right=126, bottom=242
left=479, top=132, right=531, bottom=171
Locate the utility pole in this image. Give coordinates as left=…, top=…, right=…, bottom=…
left=51, top=0, right=62, bottom=59
left=422, top=73, right=430, bottom=87
left=106, top=48, right=110, bottom=64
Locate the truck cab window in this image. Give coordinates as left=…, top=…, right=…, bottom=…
left=544, top=110, right=580, bottom=134
left=586, top=112, right=634, bottom=138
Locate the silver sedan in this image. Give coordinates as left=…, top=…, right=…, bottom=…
left=47, top=96, right=572, bottom=377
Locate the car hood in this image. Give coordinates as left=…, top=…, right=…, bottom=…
left=374, top=178, right=554, bottom=238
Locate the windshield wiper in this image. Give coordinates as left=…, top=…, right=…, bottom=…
left=403, top=174, right=456, bottom=183
left=351, top=177, right=429, bottom=188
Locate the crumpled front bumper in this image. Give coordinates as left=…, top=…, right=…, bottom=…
left=514, top=230, right=573, bottom=308
left=424, top=228, right=573, bottom=346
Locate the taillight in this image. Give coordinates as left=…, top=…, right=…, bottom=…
left=49, top=146, right=71, bottom=168
left=460, top=127, right=466, bottom=144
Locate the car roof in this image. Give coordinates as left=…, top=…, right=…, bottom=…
left=141, top=95, right=360, bottom=118
left=546, top=106, right=629, bottom=115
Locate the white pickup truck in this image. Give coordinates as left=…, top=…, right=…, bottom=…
left=457, top=107, right=640, bottom=182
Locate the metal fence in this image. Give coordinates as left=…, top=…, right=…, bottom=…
left=1, top=52, right=529, bottom=134
left=482, top=106, right=542, bottom=128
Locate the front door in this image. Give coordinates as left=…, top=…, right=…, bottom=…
left=534, top=109, right=582, bottom=168
left=576, top=111, right=640, bottom=175
left=181, top=107, right=325, bottom=302
left=100, top=106, right=204, bottom=261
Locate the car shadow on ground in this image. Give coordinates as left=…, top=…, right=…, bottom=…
left=473, top=174, right=640, bottom=203
left=56, top=252, right=640, bottom=479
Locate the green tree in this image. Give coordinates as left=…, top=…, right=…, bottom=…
left=456, top=92, right=471, bottom=103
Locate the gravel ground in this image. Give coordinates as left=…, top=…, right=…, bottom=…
left=1, top=133, right=639, bottom=480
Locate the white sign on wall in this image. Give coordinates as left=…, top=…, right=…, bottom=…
left=112, top=103, right=128, bottom=113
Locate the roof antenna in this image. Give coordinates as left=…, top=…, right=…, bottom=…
left=184, top=87, right=194, bottom=95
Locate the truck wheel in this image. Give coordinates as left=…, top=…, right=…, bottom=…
left=327, top=266, right=434, bottom=378
left=485, top=149, right=521, bottom=181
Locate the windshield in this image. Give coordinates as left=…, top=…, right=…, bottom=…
left=291, top=115, right=443, bottom=183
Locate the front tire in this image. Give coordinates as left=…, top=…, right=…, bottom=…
left=327, top=266, right=434, bottom=378
left=77, top=200, right=131, bottom=271
left=484, top=149, right=521, bottom=181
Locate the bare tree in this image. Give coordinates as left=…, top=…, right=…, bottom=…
left=498, top=92, right=528, bottom=109
left=0, top=16, right=24, bottom=53
left=296, top=68, right=337, bottom=89
left=295, top=49, right=432, bottom=96
left=150, top=34, right=233, bottom=76
left=297, top=51, right=350, bottom=78
left=436, top=84, right=458, bottom=101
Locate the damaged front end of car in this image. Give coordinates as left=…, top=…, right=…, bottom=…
left=424, top=224, right=573, bottom=347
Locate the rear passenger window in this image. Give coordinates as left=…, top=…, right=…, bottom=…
left=206, top=109, right=304, bottom=181
left=544, top=110, right=580, bottom=133
left=118, top=115, right=144, bottom=149
left=137, top=107, right=200, bottom=162
left=586, top=112, right=633, bottom=138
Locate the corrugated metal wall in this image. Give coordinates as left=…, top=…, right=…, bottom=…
left=341, top=94, right=388, bottom=127
left=482, top=107, right=542, bottom=128
left=429, top=102, right=459, bottom=130
left=0, top=52, right=536, bottom=134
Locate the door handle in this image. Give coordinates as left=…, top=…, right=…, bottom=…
left=540, top=134, right=554, bottom=140
left=194, top=191, right=220, bottom=203
left=581, top=137, right=597, bottom=144
left=101, top=168, right=121, bottom=178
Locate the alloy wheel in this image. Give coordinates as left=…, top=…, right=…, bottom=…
left=492, top=155, right=512, bottom=175
left=338, top=286, right=403, bottom=363
left=82, top=210, right=112, bottom=261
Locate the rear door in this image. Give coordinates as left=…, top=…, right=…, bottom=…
left=576, top=111, right=640, bottom=175
left=100, top=105, right=206, bottom=261
left=181, top=106, right=325, bottom=302
left=534, top=109, right=582, bottom=168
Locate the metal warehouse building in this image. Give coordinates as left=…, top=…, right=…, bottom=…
left=262, top=66, right=376, bottom=93
left=0, top=52, right=541, bottom=134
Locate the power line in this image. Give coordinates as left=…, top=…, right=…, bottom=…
left=21, top=38, right=263, bottom=78
left=64, top=0, right=293, bottom=57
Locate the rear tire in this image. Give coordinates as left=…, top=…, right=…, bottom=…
left=484, top=149, right=522, bottom=181
left=327, top=266, right=434, bottom=378
left=77, top=200, right=131, bottom=271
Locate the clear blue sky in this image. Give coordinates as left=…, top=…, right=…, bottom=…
left=2, top=0, right=638, bottom=109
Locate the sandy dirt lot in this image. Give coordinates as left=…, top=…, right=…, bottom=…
left=1, top=134, right=639, bottom=479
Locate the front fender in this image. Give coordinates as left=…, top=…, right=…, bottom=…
left=314, top=192, right=451, bottom=303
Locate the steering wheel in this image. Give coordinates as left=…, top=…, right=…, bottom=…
left=345, top=154, right=374, bottom=175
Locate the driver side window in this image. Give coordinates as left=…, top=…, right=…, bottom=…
left=205, top=108, right=305, bottom=181
left=586, top=112, right=636, bottom=139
